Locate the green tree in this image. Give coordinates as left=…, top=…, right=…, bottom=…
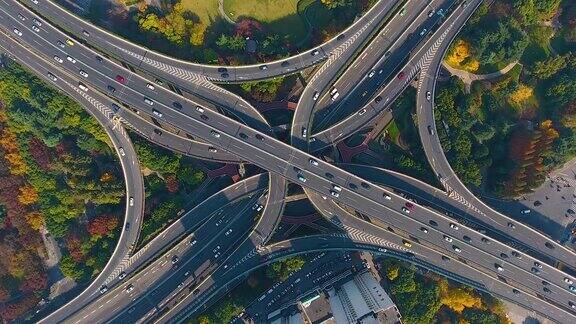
left=475, top=21, right=529, bottom=66
left=177, top=165, right=205, bottom=189
left=266, top=256, right=305, bottom=281
left=462, top=308, right=500, bottom=324
left=321, top=0, right=352, bottom=9
left=215, top=301, right=243, bottom=323
left=546, top=75, right=576, bottom=105
left=513, top=0, right=538, bottom=25
left=390, top=267, right=416, bottom=294
left=472, top=123, right=496, bottom=142
left=134, top=139, right=181, bottom=174
left=531, top=55, right=567, bottom=79
left=59, top=255, right=86, bottom=281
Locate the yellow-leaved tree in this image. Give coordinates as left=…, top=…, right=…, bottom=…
left=510, top=84, right=533, bottom=104
left=18, top=185, right=38, bottom=205
left=439, top=279, right=482, bottom=313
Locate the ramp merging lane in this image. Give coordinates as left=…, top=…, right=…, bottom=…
left=1, top=0, right=576, bottom=322
left=16, top=0, right=394, bottom=82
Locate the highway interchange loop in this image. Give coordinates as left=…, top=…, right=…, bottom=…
left=0, top=0, right=576, bottom=323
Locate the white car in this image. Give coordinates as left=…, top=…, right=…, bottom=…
left=564, top=277, right=574, bottom=285
left=32, top=18, right=42, bottom=26
left=330, top=190, right=340, bottom=198
left=129, top=197, right=134, bottom=206
left=125, top=284, right=134, bottom=293
left=208, top=147, right=218, bottom=153
left=309, top=158, right=319, bottom=166
left=521, top=209, right=531, bottom=214
left=452, top=246, right=461, bottom=253
left=144, top=98, right=154, bottom=106
left=47, top=72, right=57, bottom=82
left=79, top=70, right=88, bottom=78
left=368, top=70, right=375, bottom=78
left=444, top=235, right=453, bottom=242
left=449, top=223, right=459, bottom=230
left=401, top=207, right=410, bottom=214
left=383, top=193, right=392, bottom=200
left=495, top=264, right=504, bottom=272
left=119, top=148, right=125, bottom=156
left=297, top=174, right=307, bottom=183
left=66, top=56, right=76, bottom=63
left=31, top=25, right=40, bottom=32
left=152, top=109, right=162, bottom=118
left=78, top=82, right=88, bottom=92
left=426, top=91, right=431, bottom=101
left=252, top=204, right=263, bottom=212
left=31, top=0, right=38, bottom=4
left=195, top=106, right=204, bottom=113
left=146, top=83, right=155, bottom=90
left=211, top=130, right=220, bottom=138
left=312, top=91, right=319, bottom=101
left=225, top=229, right=233, bottom=236
left=358, top=108, right=367, bottom=116
left=53, top=55, right=63, bottom=63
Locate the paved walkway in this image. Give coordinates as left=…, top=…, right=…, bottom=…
left=441, top=61, right=520, bottom=93
left=218, top=0, right=237, bottom=25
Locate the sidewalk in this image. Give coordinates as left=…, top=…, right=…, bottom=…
left=441, top=61, right=520, bottom=92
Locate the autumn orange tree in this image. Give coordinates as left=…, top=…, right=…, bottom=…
left=17, top=185, right=38, bottom=205
left=504, top=120, right=559, bottom=196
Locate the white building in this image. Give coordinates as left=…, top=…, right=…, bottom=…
left=326, top=270, right=400, bottom=324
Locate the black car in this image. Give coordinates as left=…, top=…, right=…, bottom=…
left=221, top=73, right=229, bottom=78
left=111, top=103, right=120, bottom=113
left=172, top=101, right=183, bottom=110
left=337, top=33, right=345, bottom=41
left=217, top=67, right=228, bottom=73
left=107, top=85, right=116, bottom=93
left=374, top=96, right=382, bottom=103
left=125, top=223, right=130, bottom=231
left=281, top=61, right=289, bottom=67
left=154, top=129, right=162, bottom=135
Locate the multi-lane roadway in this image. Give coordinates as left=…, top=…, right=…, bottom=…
left=2, top=0, right=576, bottom=323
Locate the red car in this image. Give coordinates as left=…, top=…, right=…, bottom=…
left=115, top=74, right=126, bottom=84
left=405, top=202, right=415, bottom=210
left=397, top=71, right=405, bottom=80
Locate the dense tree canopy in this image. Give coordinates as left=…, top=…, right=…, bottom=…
left=0, top=63, right=124, bottom=320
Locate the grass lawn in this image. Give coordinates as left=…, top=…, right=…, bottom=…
left=223, top=0, right=312, bottom=42
left=180, top=0, right=221, bottom=29
left=385, top=120, right=400, bottom=145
